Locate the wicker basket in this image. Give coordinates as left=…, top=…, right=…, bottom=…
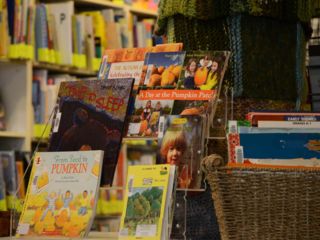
left=202, top=155, right=320, bottom=240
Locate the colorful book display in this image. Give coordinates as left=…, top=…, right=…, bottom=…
left=48, top=78, right=134, bottom=186
left=16, top=151, right=104, bottom=237
left=119, top=164, right=176, bottom=240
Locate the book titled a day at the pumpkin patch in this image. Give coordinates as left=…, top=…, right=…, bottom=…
left=16, top=151, right=103, bottom=238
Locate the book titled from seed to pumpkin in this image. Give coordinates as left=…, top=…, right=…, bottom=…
left=16, top=151, right=104, bottom=238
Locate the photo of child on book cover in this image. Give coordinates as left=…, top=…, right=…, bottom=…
left=157, top=115, right=204, bottom=189
left=178, top=51, right=229, bottom=90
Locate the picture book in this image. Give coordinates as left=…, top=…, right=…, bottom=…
left=0, top=151, right=17, bottom=209
left=0, top=158, right=7, bottom=211
left=99, top=43, right=183, bottom=86
left=127, top=94, right=174, bottom=137
left=157, top=115, right=205, bottom=190
left=228, top=132, right=320, bottom=165
left=140, top=51, right=186, bottom=88
left=177, top=51, right=230, bottom=90
left=48, top=78, right=134, bottom=186
left=119, top=164, right=176, bottom=240
left=246, top=111, right=320, bottom=127
left=16, top=150, right=104, bottom=237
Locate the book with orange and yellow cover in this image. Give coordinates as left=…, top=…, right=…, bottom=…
left=16, top=151, right=104, bottom=238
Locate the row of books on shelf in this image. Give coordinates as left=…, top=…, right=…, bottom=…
left=0, top=0, right=157, bottom=71
left=227, top=111, right=320, bottom=167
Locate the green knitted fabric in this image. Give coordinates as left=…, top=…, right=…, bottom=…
left=156, top=0, right=316, bottom=35
left=156, top=0, right=311, bottom=101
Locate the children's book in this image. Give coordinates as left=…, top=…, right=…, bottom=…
left=48, top=78, right=134, bottom=186
left=177, top=51, right=230, bottom=91
left=157, top=115, right=205, bottom=190
left=119, top=164, right=176, bottom=240
left=0, top=158, right=7, bottom=211
left=127, top=94, right=174, bottom=137
left=16, top=151, right=104, bottom=237
left=228, top=132, right=320, bottom=165
left=99, top=44, right=184, bottom=87
left=0, top=151, right=17, bottom=209
left=246, top=111, right=320, bottom=127
left=172, top=51, right=231, bottom=123
left=140, top=51, right=186, bottom=88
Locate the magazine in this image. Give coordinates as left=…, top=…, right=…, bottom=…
left=48, top=78, right=134, bottom=186
left=16, top=151, right=104, bottom=237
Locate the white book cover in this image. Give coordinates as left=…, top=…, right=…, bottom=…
left=46, top=1, right=74, bottom=65
left=16, top=150, right=104, bottom=237
left=258, top=120, right=320, bottom=129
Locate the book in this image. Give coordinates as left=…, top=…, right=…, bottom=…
left=246, top=111, right=320, bottom=126
left=100, top=44, right=184, bottom=87
left=48, top=78, right=134, bottom=186
left=16, top=150, right=104, bottom=237
left=46, top=1, right=74, bottom=65
left=0, top=158, right=7, bottom=211
left=127, top=96, right=174, bottom=137
left=257, top=120, right=320, bottom=128
left=140, top=51, right=186, bottom=88
left=173, top=51, right=230, bottom=120
left=177, top=51, right=230, bottom=90
left=228, top=132, right=320, bottom=164
left=0, top=151, right=17, bottom=209
left=118, top=164, right=176, bottom=240
left=157, top=115, right=205, bottom=190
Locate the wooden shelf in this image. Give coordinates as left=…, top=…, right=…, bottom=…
left=0, top=131, right=26, bottom=138
left=128, top=6, right=158, bottom=17
left=32, top=62, right=97, bottom=76
left=76, top=0, right=124, bottom=9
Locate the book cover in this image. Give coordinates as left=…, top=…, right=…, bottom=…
left=48, top=78, right=134, bottom=186
left=99, top=44, right=184, bottom=86
left=177, top=51, right=230, bottom=90
left=157, top=115, right=204, bottom=190
left=140, top=51, right=186, bottom=88
left=0, top=151, right=17, bottom=209
left=16, top=150, right=104, bottom=237
left=246, top=111, right=320, bottom=126
left=127, top=95, right=174, bottom=137
left=119, top=164, right=174, bottom=240
left=0, top=158, right=7, bottom=211
left=228, top=132, right=320, bottom=164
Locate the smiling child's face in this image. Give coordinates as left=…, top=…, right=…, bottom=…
left=166, top=146, right=183, bottom=165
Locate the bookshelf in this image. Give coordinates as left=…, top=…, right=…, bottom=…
left=0, top=0, right=158, bottom=152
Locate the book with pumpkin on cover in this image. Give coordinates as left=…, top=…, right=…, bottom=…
left=16, top=151, right=104, bottom=237
left=48, top=78, right=134, bottom=186
left=173, top=51, right=230, bottom=117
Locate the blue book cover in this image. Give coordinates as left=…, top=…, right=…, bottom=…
left=240, top=133, right=320, bottom=159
